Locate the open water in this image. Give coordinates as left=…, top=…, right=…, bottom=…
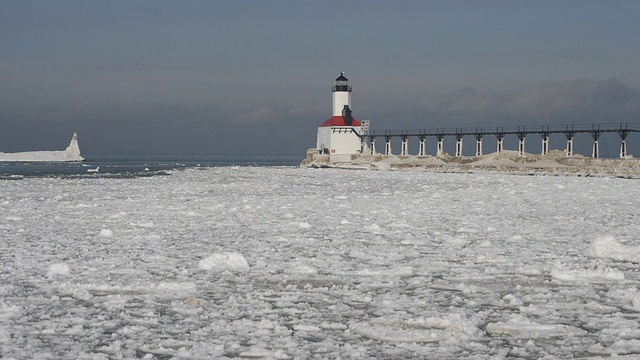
left=0, top=155, right=302, bottom=179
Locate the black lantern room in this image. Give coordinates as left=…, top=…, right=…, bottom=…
left=332, top=72, right=352, bottom=93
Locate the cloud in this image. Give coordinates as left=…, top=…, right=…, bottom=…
left=505, top=79, right=640, bottom=117
left=0, top=101, right=321, bottom=155
left=228, top=103, right=313, bottom=123
left=4, top=78, right=639, bottom=156
left=416, top=78, right=640, bottom=126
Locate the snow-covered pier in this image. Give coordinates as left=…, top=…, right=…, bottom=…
left=0, top=132, right=84, bottom=162
left=363, top=123, right=640, bottom=159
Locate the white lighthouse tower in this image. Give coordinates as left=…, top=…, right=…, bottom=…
left=316, top=73, right=362, bottom=161
left=332, top=72, right=352, bottom=116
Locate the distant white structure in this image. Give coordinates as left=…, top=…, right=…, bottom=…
left=316, top=73, right=363, bottom=161
left=0, top=132, right=84, bottom=162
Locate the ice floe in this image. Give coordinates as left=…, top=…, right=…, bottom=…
left=551, top=266, right=626, bottom=282
left=589, top=235, right=640, bottom=262
left=48, top=263, right=70, bottom=276
left=486, top=317, right=587, bottom=339
left=198, top=252, right=250, bottom=272
left=2, top=167, right=640, bottom=358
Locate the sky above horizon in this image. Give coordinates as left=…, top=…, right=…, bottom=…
left=2, top=1, right=640, bottom=157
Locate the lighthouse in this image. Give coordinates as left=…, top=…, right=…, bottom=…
left=316, top=73, right=362, bottom=160
left=332, top=72, right=352, bottom=116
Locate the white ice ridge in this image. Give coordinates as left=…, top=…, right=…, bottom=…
left=589, top=235, right=640, bottom=262
left=0, top=132, right=84, bottom=162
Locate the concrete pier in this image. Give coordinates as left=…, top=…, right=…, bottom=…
left=541, top=132, right=550, bottom=155
left=517, top=133, right=526, bottom=156
left=496, top=133, right=504, bottom=154
left=591, top=128, right=603, bottom=159
left=418, top=136, right=426, bottom=157
left=475, top=134, right=483, bottom=156
left=455, top=135, right=463, bottom=157
left=437, top=135, right=444, bottom=156
left=401, top=136, right=408, bottom=156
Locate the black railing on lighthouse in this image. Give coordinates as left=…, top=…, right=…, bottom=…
left=332, top=85, right=352, bottom=92
left=360, top=123, right=640, bottom=158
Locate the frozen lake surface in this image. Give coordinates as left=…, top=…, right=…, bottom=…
left=2, top=167, right=640, bottom=359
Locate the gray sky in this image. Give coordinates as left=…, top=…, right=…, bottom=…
left=1, top=0, right=640, bottom=157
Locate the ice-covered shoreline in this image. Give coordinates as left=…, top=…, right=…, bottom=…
left=302, top=149, right=640, bottom=178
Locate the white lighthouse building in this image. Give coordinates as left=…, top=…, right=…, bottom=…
left=316, top=73, right=362, bottom=161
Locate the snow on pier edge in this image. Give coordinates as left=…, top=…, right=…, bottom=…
left=302, top=149, right=640, bottom=178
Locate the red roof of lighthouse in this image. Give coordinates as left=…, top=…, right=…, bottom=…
left=319, top=116, right=361, bottom=127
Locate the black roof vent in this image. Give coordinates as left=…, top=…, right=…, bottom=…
left=342, top=105, right=353, bottom=126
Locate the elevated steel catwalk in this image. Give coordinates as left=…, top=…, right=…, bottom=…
left=364, top=123, right=640, bottom=138
left=360, top=123, right=640, bottom=158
